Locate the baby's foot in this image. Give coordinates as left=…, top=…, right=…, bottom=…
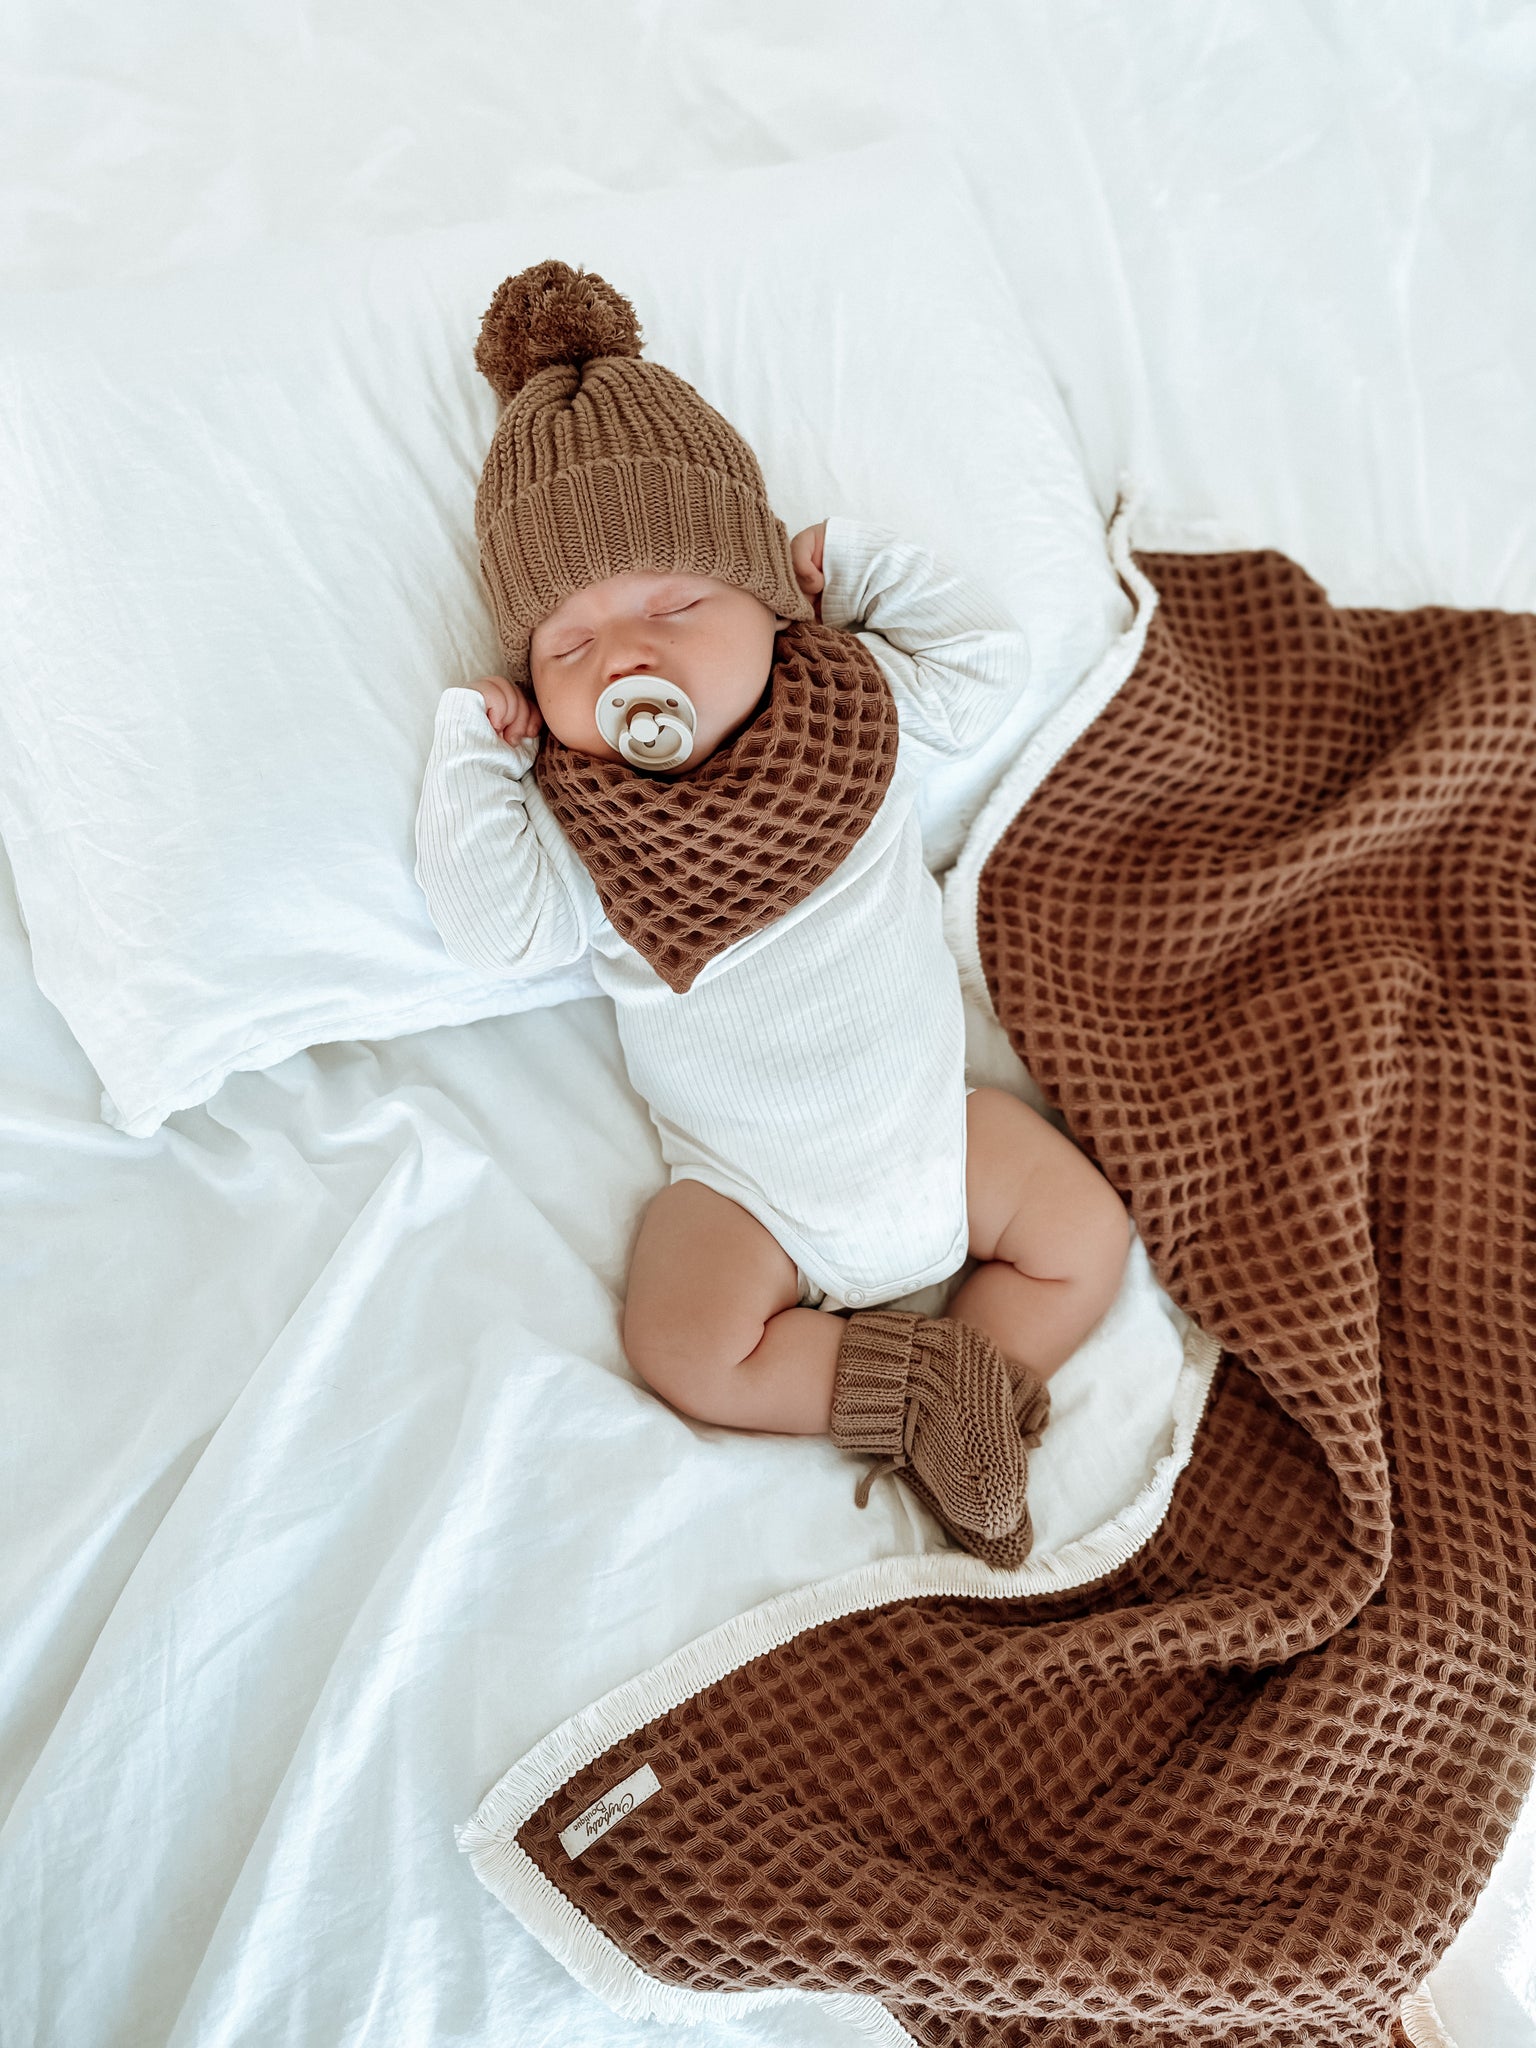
left=829, top=1310, right=1050, bottom=1562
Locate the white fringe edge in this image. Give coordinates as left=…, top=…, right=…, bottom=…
left=1399, top=1984, right=1459, bottom=2048
left=942, top=476, right=1159, bottom=1015
left=458, top=1320, right=1222, bottom=2030
left=458, top=487, right=1220, bottom=2034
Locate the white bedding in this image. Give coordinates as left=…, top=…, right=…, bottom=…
left=3, top=7, right=1533, bottom=2047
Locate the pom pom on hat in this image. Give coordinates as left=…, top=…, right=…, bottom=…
left=474, top=259, right=643, bottom=407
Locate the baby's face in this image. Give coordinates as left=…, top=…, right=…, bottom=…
left=529, top=570, right=782, bottom=775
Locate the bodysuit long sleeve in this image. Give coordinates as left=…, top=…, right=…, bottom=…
left=816, top=518, right=1027, bottom=759
left=413, top=692, right=596, bottom=976
left=412, top=517, right=1028, bottom=1310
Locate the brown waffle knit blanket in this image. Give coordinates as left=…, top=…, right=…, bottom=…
left=496, top=549, right=1536, bottom=2043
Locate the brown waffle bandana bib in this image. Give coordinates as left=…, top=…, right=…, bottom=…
left=533, top=620, right=900, bottom=993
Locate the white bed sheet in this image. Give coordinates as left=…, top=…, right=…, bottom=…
left=3, top=5, right=1533, bottom=2046
left=0, top=828, right=1200, bottom=2048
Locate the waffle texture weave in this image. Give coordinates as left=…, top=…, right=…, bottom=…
left=511, top=549, right=1536, bottom=2044
left=534, top=620, right=899, bottom=992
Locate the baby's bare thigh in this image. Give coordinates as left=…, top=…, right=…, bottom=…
left=965, top=1085, right=1130, bottom=1280
left=623, top=1180, right=802, bottom=1386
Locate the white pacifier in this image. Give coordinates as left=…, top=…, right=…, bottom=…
left=596, top=674, right=697, bottom=770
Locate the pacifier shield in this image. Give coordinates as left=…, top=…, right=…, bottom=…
left=597, top=675, right=697, bottom=769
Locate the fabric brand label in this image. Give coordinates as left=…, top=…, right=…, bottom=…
left=558, top=1762, right=662, bottom=1861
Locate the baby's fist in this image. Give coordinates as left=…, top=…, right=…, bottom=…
left=468, top=675, right=542, bottom=747
left=790, top=522, right=827, bottom=618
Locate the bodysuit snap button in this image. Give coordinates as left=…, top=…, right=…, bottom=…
left=846, top=1288, right=865, bottom=1305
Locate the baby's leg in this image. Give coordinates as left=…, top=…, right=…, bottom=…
left=948, top=1086, right=1132, bottom=1379
left=622, top=1180, right=844, bottom=1435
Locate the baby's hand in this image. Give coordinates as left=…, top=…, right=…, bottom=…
left=465, top=675, right=542, bottom=747
left=790, top=522, right=827, bottom=620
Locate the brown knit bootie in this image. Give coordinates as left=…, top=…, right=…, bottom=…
left=829, top=1310, right=1050, bottom=1566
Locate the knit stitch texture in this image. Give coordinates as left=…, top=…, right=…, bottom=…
left=828, top=1309, right=1047, bottom=1555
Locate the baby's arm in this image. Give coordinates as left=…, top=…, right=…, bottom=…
left=414, top=685, right=594, bottom=974
left=811, top=519, right=1028, bottom=757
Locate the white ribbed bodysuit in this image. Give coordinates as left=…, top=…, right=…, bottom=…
left=414, top=519, right=1027, bottom=1311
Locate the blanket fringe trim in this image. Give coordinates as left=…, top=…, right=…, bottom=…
left=1398, top=1984, right=1461, bottom=2048
left=457, top=1317, right=1221, bottom=2028
left=941, top=480, right=1159, bottom=1017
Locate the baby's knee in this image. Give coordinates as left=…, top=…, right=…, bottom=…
left=1081, top=1178, right=1133, bottom=1304
left=621, top=1294, right=680, bottom=1396
left=623, top=1179, right=798, bottom=1418
left=622, top=1297, right=735, bottom=1422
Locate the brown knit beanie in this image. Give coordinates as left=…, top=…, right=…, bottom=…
left=472, top=260, right=814, bottom=685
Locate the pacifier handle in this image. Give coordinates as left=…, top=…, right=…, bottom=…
left=596, top=675, right=697, bottom=770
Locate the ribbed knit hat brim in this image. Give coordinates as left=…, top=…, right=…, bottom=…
left=479, top=454, right=812, bottom=684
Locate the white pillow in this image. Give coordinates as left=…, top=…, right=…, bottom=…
left=0, top=136, right=1126, bottom=1137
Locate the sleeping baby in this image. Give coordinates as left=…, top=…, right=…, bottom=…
left=414, top=260, right=1131, bottom=1567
